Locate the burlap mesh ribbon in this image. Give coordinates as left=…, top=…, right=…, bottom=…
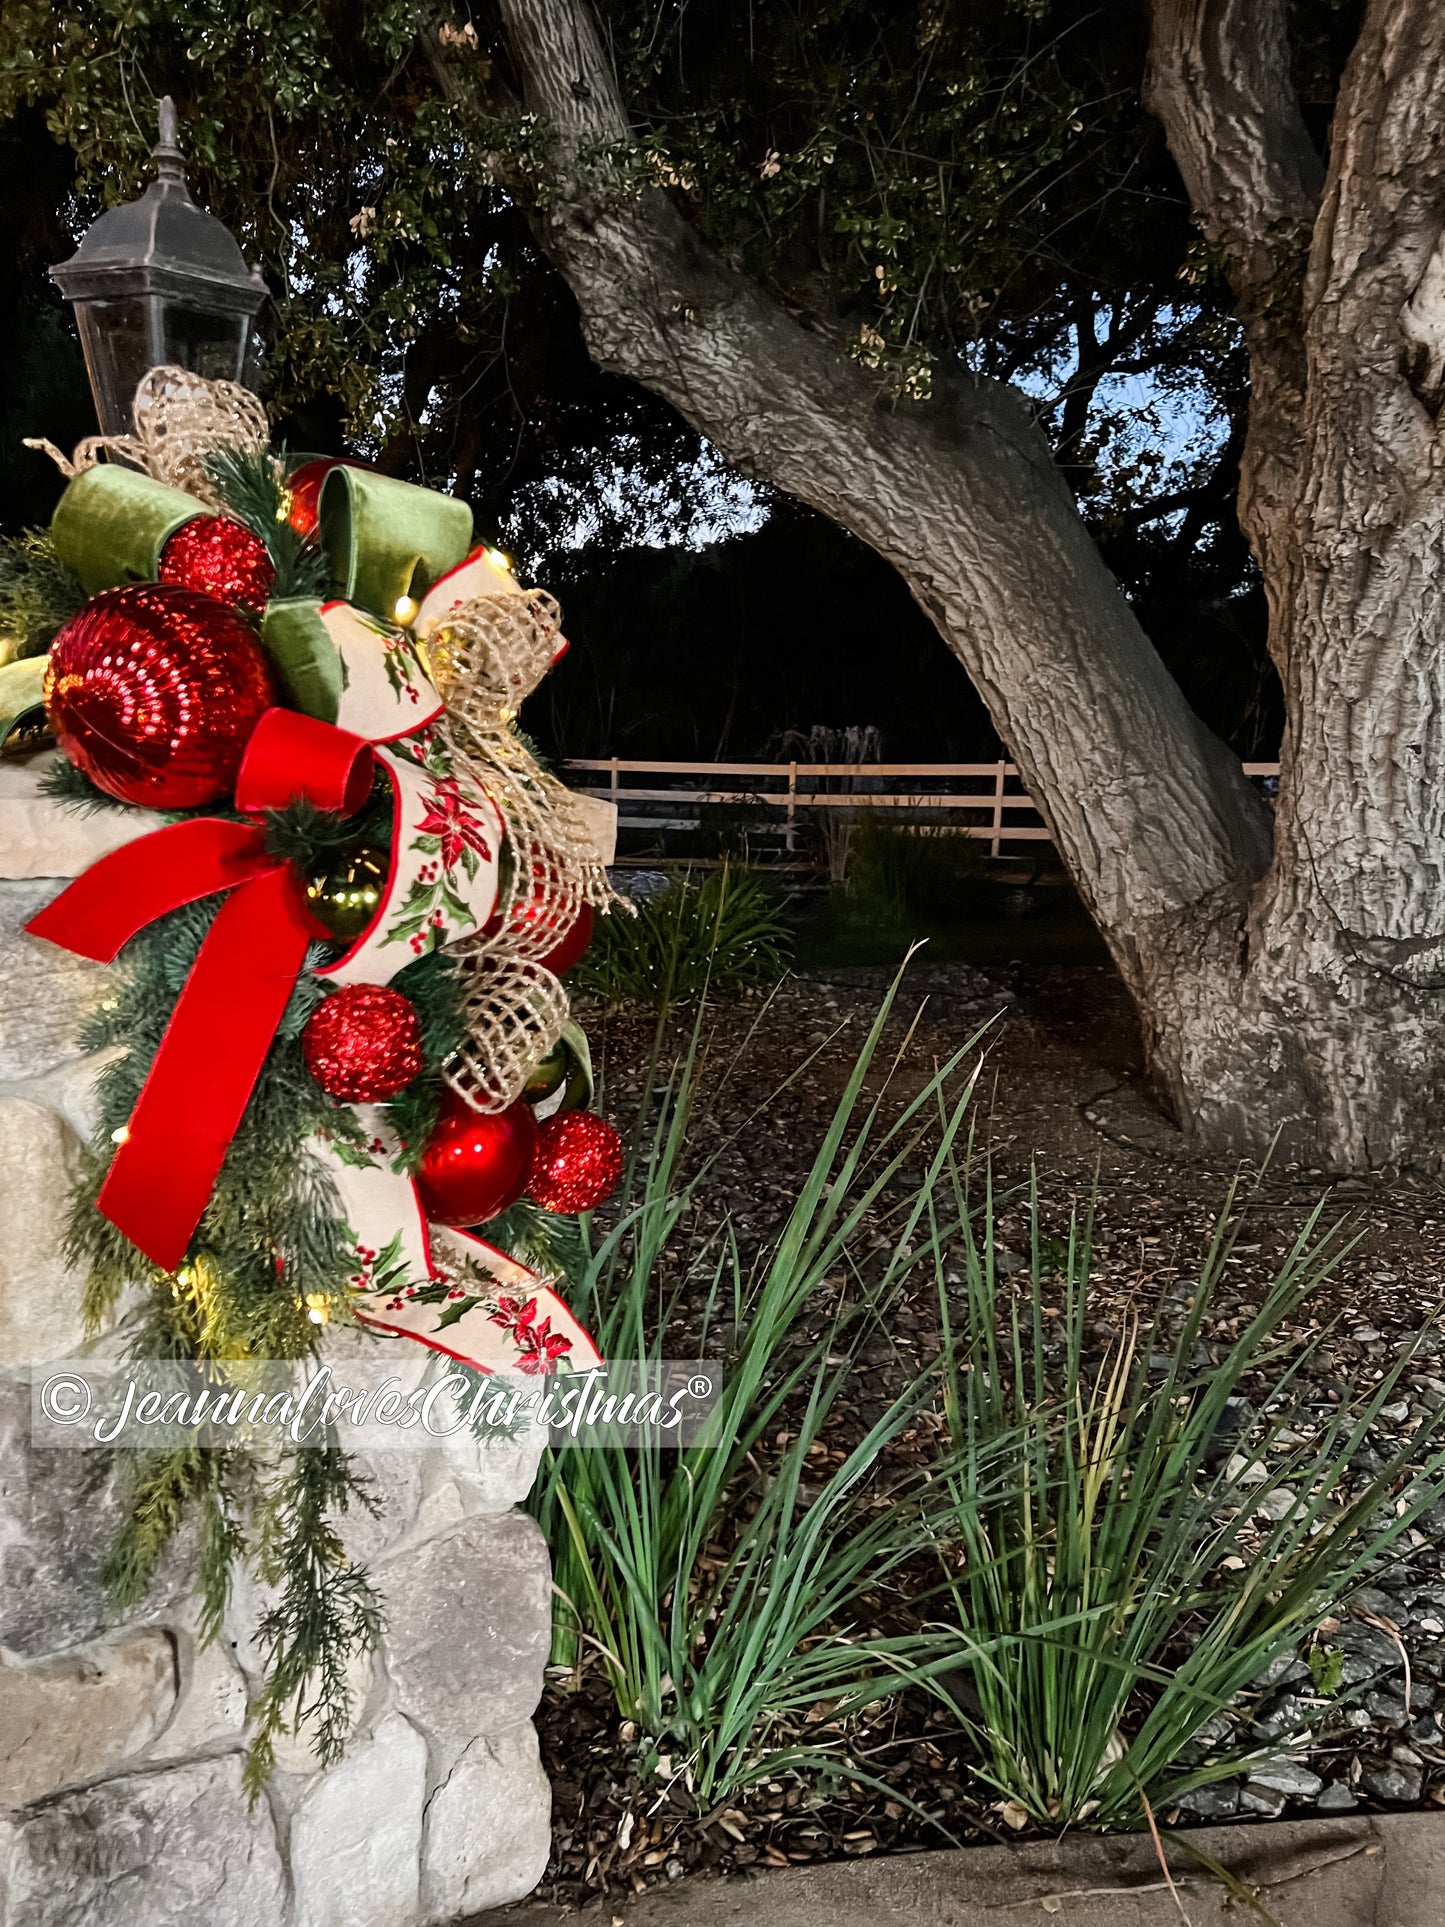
left=424, top=587, right=624, bottom=1111
left=25, top=367, right=272, bottom=502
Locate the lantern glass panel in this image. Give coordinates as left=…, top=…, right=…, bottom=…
left=162, top=303, right=252, bottom=385
left=72, top=297, right=152, bottom=439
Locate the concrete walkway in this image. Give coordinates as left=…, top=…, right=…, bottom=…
left=467, top=1810, right=1445, bottom=1926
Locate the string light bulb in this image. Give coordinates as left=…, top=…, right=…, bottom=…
left=304, top=1293, right=331, bottom=1326
left=394, top=593, right=419, bottom=626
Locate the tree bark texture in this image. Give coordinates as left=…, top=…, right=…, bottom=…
left=484, top=0, right=1445, bottom=1170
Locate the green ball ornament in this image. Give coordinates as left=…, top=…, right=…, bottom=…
left=305, top=844, right=389, bottom=942
left=524, top=1036, right=591, bottom=1121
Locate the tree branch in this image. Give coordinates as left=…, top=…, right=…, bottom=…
left=466, top=0, right=1273, bottom=957
left=1144, top=0, right=1322, bottom=618
left=1308, top=0, right=1445, bottom=425
left=1143, top=0, right=1322, bottom=302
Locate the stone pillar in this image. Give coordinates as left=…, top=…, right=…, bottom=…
left=0, top=764, right=559, bottom=1927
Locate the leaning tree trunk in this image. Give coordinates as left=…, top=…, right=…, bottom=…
left=462, top=0, right=1445, bottom=1171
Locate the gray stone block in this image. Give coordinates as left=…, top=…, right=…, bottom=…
left=0, top=1099, right=90, bottom=1365
left=382, top=1510, right=551, bottom=1748
left=421, top=1721, right=551, bottom=1924
left=0, top=1630, right=177, bottom=1806
left=0, top=1378, right=190, bottom=1658
left=291, top=1712, right=427, bottom=1927
left=0, top=1754, right=286, bottom=1927
left=0, top=881, right=110, bottom=1084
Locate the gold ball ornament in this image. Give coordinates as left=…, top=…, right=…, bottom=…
left=304, top=845, right=389, bottom=943
left=523, top=1036, right=591, bottom=1121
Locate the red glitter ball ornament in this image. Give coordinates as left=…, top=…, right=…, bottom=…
left=302, top=985, right=425, bottom=1102
left=286, top=457, right=370, bottom=537
left=416, top=1092, right=538, bottom=1227
left=526, top=1110, right=624, bottom=1215
left=45, top=583, right=275, bottom=809
left=158, top=515, right=276, bottom=610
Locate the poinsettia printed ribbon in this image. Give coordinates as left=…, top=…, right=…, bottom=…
left=315, top=1110, right=599, bottom=1375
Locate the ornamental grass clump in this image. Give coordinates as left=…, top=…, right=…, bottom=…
left=934, top=1172, right=1445, bottom=1829
left=532, top=976, right=1031, bottom=1805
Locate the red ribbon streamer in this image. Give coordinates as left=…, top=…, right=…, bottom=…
left=28, top=707, right=373, bottom=1272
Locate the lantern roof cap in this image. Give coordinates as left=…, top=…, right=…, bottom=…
left=50, top=98, right=267, bottom=314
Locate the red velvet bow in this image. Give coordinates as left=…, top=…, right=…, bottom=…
left=28, top=708, right=375, bottom=1272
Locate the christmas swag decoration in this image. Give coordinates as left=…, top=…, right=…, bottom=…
left=22, top=366, right=626, bottom=1787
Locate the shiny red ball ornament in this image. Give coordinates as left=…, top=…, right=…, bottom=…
left=485, top=863, right=595, bottom=976
left=302, top=985, right=425, bottom=1102
left=539, top=901, right=594, bottom=977
left=416, top=1092, right=538, bottom=1227
left=526, top=1110, right=624, bottom=1215
left=286, top=457, right=370, bottom=537
left=45, top=583, right=276, bottom=809
left=158, top=515, right=276, bottom=610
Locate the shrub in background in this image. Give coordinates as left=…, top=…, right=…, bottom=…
left=574, top=865, right=791, bottom=1008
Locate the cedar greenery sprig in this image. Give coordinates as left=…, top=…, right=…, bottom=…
left=0, top=528, right=86, bottom=663
left=244, top=1447, right=384, bottom=1796
left=204, top=444, right=330, bottom=603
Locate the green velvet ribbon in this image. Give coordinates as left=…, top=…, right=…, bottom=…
left=318, top=467, right=473, bottom=617
left=51, top=467, right=205, bottom=596
left=47, top=458, right=474, bottom=725
left=260, top=599, right=345, bottom=725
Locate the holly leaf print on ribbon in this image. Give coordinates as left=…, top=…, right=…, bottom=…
left=381, top=774, right=497, bottom=958
left=382, top=632, right=429, bottom=709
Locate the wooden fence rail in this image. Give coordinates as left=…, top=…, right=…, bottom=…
left=565, top=758, right=1281, bottom=861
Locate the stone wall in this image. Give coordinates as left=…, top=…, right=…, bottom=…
left=0, top=765, right=563, bottom=1927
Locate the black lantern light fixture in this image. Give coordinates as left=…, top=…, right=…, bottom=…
left=50, top=96, right=267, bottom=438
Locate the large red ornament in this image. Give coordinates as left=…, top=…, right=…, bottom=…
left=485, top=862, right=594, bottom=976
left=416, top=1092, right=538, bottom=1226
left=302, top=985, right=424, bottom=1102
left=158, top=515, right=276, bottom=611
left=540, top=901, right=594, bottom=977
left=286, top=457, right=370, bottom=538
left=526, top=1110, right=623, bottom=1215
left=45, top=583, right=276, bottom=809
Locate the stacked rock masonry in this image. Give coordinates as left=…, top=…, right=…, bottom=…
left=0, top=760, right=590, bottom=1927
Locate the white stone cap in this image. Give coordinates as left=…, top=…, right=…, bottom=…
left=0, top=757, right=164, bottom=881
left=0, top=754, right=618, bottom=881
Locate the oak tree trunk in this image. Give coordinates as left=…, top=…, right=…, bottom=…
left=471, top=0, right=1445, bottom=1171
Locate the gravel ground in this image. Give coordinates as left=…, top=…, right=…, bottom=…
left=533, top=960, right=1445, bottom=1905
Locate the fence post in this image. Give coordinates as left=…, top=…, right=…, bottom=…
left=991, top=760, right=1006, bottom=860
left=786, top=762, right=797, bottom=854
left=610, top=758, right=619, bottom=809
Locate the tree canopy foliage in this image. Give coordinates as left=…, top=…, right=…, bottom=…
left=0, top=0, right=1351, bottom=756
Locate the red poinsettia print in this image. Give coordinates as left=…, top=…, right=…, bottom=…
left=414, top=777, right=494, bottom=870
left=489, top=1294, right=574, bottom=1375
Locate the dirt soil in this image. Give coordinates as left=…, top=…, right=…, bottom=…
left=533, top=960, right=1445, bottom=1907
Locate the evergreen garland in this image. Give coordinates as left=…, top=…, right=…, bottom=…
left=33, top=439, right=594, bottom=1791
left=0, top=529, right=86, bottom=662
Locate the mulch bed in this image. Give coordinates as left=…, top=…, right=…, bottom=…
left=528, top=960, right=1445, bottom=1907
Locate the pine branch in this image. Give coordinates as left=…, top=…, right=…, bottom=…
left=38, top=755, right=130, bottom=814
left=205, top=445, right=329, bottom=602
